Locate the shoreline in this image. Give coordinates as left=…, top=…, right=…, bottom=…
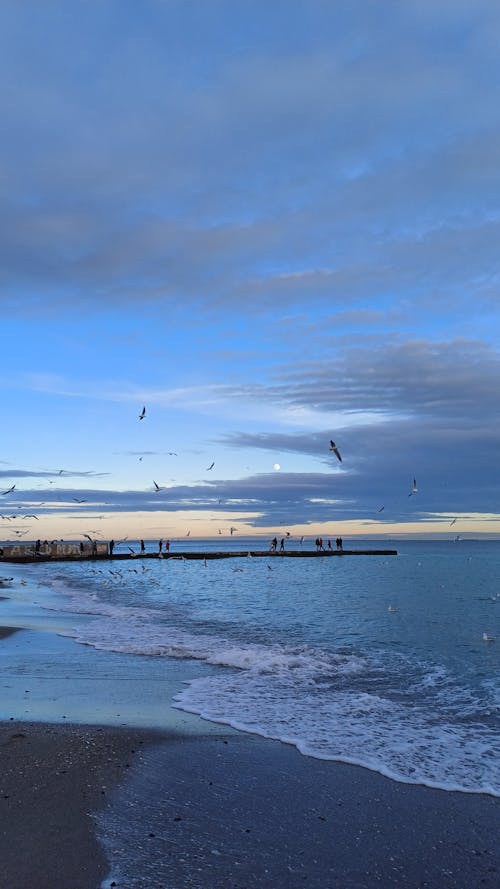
left=0, top=720, right=162, bottom=889
left=1, top=719, right=499, bottom=889
left=1, top=562, right=499, bottom=887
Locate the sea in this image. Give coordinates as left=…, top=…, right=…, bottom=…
left=2, top=536, right=498, bottom=799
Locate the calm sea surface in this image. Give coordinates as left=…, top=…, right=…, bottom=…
left=4, top=537, right=500, bottom=796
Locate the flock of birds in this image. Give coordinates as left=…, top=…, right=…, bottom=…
left=0, top=404, right=472, bottom=545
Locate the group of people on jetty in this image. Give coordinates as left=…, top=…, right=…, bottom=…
left=269, top=536, right=343, bottom=552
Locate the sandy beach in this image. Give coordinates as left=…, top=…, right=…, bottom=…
left=0, top=718, right=499, bottom=889
left=0, top=572, right=499, bottom=888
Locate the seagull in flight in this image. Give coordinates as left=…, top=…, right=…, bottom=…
left=1, top=485, right=15, bottom=495
left=408, top=478, right=418, bottom=497
left=450, top=518, right=457, bottom=526
left=153, top=481, right=164, bottom=492
left=139, top=406, right=146, bottom=420
left=72, top=498, right=87, bottom=503
left=206, top=461, right=215, bottom=471
left=329, top=440, right=342, bottom=462
left=377, top=505, right=385, bottom=513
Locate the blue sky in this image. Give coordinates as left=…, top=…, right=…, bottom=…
left=1, top=0, right=500, bottom=542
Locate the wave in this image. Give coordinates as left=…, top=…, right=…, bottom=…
left=40, top=571, right=500, bottom=798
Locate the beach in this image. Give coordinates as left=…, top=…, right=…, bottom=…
left=1, top=718, right=499, bottom=889
left=0, top=545, right=499, bottom=887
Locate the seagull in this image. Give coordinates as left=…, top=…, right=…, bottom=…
left=206, top=461, right=215, bottom=471
left=450, top=518, right=457, bottom=526
left=377, top=505, right=385, bottom=513
left=139, top=406, right=146, bottom=420
left=72, top=498, right=87, bottom=503
left=408, top=478, right=418, bottom=497
left=388, top=605, right=399, bottom=613
left=186, top=530, right=191, bottom=536
left=1, top=485, right=15, bottom=495
left=153, top=481, right=164, bottom=492
left=482, top=632, right=496, bottom=642
left=329, top=440, right=342, bottom=462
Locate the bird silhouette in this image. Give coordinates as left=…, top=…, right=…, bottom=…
left=329, top=440, right=342, bottom=462
left=139, top=406, right=146, bottom=420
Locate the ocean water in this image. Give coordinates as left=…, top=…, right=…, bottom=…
left=3, top=537, right=500, bottom=797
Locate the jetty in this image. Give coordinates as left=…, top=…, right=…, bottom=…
left=0, top=547, right=397, bottom=564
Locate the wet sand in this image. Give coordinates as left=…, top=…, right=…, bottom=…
left=0, top=721, right=499, bottom=889
left=0, top=721, right=159, bottom=889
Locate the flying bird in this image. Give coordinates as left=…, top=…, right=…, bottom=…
left=206, top=461, right=215, bottom=471
left=377, top=506, right=385, bottom=513
left=450, top=518, right=457, bottom=526
left=329, top=440, right=342, bottom=462
left=72, top=498, right=87, bottom=503
left=139, top=406, right=146, bottom=420
left=408, top=478, right=418, bottom=497
left=1, top=485, right=15, bottom=495
left=153, top=481, right=163, bottom=492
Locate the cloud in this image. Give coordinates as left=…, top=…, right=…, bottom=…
left=0, top=1, right=500, bottom=319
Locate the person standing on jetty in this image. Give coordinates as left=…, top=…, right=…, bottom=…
left=140, top=540, right=145, bottom=554
left=279, top=537, right=285, bottom=551
left=270, top=537, right=277, bottom=552
left=109, top=539, right=115, bottom=556
left=158, top=539, right=163, bottom=553
left=165, top=539, right=170, bottom=552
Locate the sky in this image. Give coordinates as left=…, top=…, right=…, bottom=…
left=1, top=0, right=500, bottom=543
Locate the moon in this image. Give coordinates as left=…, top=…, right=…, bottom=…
left=273, top=463, right=281, bottom=471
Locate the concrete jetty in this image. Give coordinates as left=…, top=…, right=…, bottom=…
left=1, top=547, right=397, bottom=564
